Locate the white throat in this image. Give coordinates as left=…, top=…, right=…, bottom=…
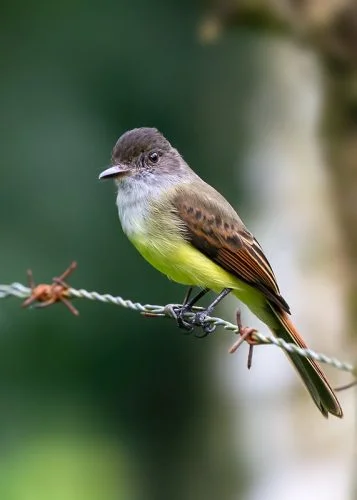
left=115, top=173, right=178, bottom=238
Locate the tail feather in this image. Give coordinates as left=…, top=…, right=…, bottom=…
left=270, top=307, right=343, bottom=418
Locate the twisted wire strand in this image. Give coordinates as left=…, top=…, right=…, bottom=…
left=0, top=282, right=354, bottom=375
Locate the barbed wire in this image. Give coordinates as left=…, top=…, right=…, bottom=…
left=0, top=280, right=355, bottom=377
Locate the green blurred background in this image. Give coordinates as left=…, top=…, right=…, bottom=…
left=0, top=1, right=355, bottom=499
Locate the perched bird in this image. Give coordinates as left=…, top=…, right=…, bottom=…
left=99, top=127, right=343, bottom=418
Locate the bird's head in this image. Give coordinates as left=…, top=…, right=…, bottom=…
left=99, top=127, right=184, bottom=184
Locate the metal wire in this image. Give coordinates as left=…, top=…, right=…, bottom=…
left=0, top=282, right=354, bottom=375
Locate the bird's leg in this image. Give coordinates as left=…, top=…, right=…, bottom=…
left=176, top=288, right=210, bottom=332
left=229, top=310, right=259, bottom=369
left=183, top=287, right=193, bottom=306
left=193, top=288, right=232, bottom=336
left=185, top=288, right=210, bottom=308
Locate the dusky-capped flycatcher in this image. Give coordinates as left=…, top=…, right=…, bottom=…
left=99, top=127, right=342, bottom=418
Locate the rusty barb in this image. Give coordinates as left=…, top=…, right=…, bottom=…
left=22, top=261, right=79, bottom=316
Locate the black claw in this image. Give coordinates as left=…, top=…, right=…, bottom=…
left=195, top=331, right=208, bottom=338
left=174, top=306, right=195, bottom=333
left=173, top=303, right=217, bottom=337
left=193, top=311, right=206, bottom=326
left=177, top=316, right=194, bottom=333
left=193, top=311, right=216, bottom=336
left=195, top=326, right=214, bottom=338
left=204, top=322, right=216, bottom=334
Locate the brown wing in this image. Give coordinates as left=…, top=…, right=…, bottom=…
left=173, top=188, right=290, bottom=313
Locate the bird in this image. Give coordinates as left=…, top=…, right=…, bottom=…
left=99, top=127, right=343, bottom=418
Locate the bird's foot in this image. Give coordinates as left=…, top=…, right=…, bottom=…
left=192, top=311, right=216, bottom=337
left=163, top=304, right=195, bottom=333
left=229, top=310, right=259, bottom=369
left=177, top=308, right=195, bottom=333
left=163, top=304, right=216, bottom=336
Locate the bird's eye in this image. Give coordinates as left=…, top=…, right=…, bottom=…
left=148, top=151, right=159, bottom=164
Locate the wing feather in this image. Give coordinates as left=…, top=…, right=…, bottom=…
left=173, top=188, right=290, bottom=313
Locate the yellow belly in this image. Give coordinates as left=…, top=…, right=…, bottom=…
left=129, top=230, right=271, bottom=327
left=130, top=235, right=265, bottom=310
left=133, top=236, right=230, bottom=286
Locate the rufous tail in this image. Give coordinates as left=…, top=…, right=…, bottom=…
left=270, top=307, right=343, bottom=418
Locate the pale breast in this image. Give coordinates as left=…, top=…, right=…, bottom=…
left=115, top=173, right=184, bottom=238
left=115, top=179, right=253, bottom=297
left=116, top=178, right=152, bottom=238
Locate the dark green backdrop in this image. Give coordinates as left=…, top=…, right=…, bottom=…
left=0, top=1, right=261, bottom=498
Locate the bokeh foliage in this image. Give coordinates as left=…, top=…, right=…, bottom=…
left=0, top=1, right=261, bottom=498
